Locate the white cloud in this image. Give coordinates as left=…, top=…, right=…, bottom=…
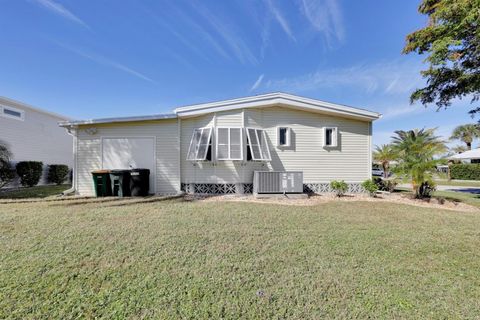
left=380, top=104, right=427, bottom=120
left=191, top=3, right=258, bottom=65
left=265, top=0, right=296, bottom=42
left=33, top=0, right=89, bottom=29
left=56, top=43, right=156, bottom=84
left=250, top=74, right=265, bottom=92
left=299, top=0, right=345, bottom=46
left=264, top=60, right=424, bottom=95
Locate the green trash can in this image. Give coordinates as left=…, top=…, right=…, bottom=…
left=110, top=170, right=131, bottom=197
left=129, top=169, right=150, bottom=196
left=92, top=170, right=112, bottom=197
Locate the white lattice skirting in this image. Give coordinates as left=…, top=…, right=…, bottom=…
left=181, top=183, right=365, bottom=194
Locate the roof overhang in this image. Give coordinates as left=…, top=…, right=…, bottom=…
left=174, top=92, right=382, bottom=121
left=59, top=92, right=381, bottom=127
left=59, top=113, right=177, bottom=127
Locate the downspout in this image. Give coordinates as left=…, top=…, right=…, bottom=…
left=62, top=126, right=77, bottom=195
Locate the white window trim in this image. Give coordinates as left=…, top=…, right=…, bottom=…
left=215, top=127, right=244, bottom=161
left=246, top=127, right=271, bottom=161
left=186, top=127, right=213, bottom=161
left=323, top=126, right=338, bottom=147
left=1, top=104, right=25, bottom=121
left=276, top=126, right=291, bottom=147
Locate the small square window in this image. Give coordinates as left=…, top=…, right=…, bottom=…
left=324, top=127, right=338, bottom=147
left=277, top=127, right=291, bottom=147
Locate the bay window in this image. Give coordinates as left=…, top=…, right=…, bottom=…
left=246, top=128, right=271, bottom=161
left=216, top=127, right=243, bottom=160
left=186, top=127, right=212, bottom=161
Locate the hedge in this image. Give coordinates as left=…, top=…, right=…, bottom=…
left=450, top=164, right=480, bottom=180
left=16, top=161, right=43, bottom=187
left=48, top=164, right=69, bottom=185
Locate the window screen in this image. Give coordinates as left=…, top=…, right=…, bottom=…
left=216, top=127, right=243, bottom=160
left=246, top=128, right=271, bottom=161
left=186, top=127, right=212, bottom=161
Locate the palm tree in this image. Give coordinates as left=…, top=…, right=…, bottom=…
left=391, top=128, right=446, bottom=198
left=373, top=144, right=396, bottom=178
left=450, top=124, right=480, bottom=150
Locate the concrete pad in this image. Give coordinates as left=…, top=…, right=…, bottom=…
left=254, top=193, right=309, bottom=199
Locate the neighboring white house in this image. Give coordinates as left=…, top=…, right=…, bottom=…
left=0, top=96, right=73, bottom=184
left=59, top=93, right=381, bottom=196
left=448, top=148, right=480, bottom=163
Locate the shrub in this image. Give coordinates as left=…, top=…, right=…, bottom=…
left=0, top=160, right=15, bottom=190
left=48, top=164, right=69, bottom=185
left=16, top=161, right=43, bottom=187
left=373, top=177, right=398, bottom=192
left=362, top=179, right=378, bottom=197
left=450, top=164, right=480, bottom=180
left=417, top=180, right=436, bottom=198
left=330, top=180, right=348, bottom=197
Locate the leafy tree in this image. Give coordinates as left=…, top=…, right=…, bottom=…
left=0, top=140, right=11, bottom=164
left=0, top=140, right=15, bottom=190
left=403, top=0, right=480, bottom=115
left=391, top=128, right=446, bottom=198
left=373, top=144, right=397, bottom=178
left=450, top=124, right=480, bottom=149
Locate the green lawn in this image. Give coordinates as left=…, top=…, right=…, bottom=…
left=1, top=198, right=480, bottom=318
left=0, top=184, right=71, bottom=199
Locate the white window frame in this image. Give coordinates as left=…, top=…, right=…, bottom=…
left=277, top=126, right=291, bottom=147
left=246, top=127, right=271, bottom=161
left=323, top=127, right=338, bottom=147
left=0, top=104, right=25, bottom=121
left=215, top=127, right=244, bottom=161
left=186, top=127, right=213, bottom=161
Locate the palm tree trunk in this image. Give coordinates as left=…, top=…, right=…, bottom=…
left=383, top=162, right=389, bottom=179
left=467, top=141, right=472, bottom=150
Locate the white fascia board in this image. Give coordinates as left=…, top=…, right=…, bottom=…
left=59, top=113, right=177, bottom=127
left=174, top=92, right=382, bottom=121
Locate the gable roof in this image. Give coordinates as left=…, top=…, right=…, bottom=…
left=174, top=92, right=381, bottom=121
left=0, top=96, right=70, bottom=120
left=59, top=92, right=381, bottom=127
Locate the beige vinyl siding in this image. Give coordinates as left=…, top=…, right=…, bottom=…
left=0, top=99, right=72, bottom=166
left=75, top=120, right=180, bottom=196
left=181, top=106, right=371, bottom=184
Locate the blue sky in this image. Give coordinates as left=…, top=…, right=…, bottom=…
left=0, top=0, right=475, bottom=147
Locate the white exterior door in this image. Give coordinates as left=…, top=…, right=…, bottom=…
left=101, top=137, right=156, bottom=193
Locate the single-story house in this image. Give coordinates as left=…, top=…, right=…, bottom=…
left=448, top=148, right=480, bottom=163
left=0, top=96, right=73, bottom=186
left=59, top=93, right=381, bottom=196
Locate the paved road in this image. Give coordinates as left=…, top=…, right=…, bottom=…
left=399, top=184, right=480, bottom=194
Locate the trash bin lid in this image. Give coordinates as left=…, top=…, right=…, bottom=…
left=110, top=169, right=130, bottom=173
left=92, top=169, right=111, bottom=174
left=130, top=168, right=150, bottom=173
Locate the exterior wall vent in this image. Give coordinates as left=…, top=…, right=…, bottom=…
left=253, top=171, right=303, bottom=194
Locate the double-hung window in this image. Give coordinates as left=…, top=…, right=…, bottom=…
left=246, top=128, right=271, bottom=161
left=323, top=127, right=338, bottom=147
left=216, top=127, right=243, bottom=160
left=186, top=127, right=212, bottom=161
